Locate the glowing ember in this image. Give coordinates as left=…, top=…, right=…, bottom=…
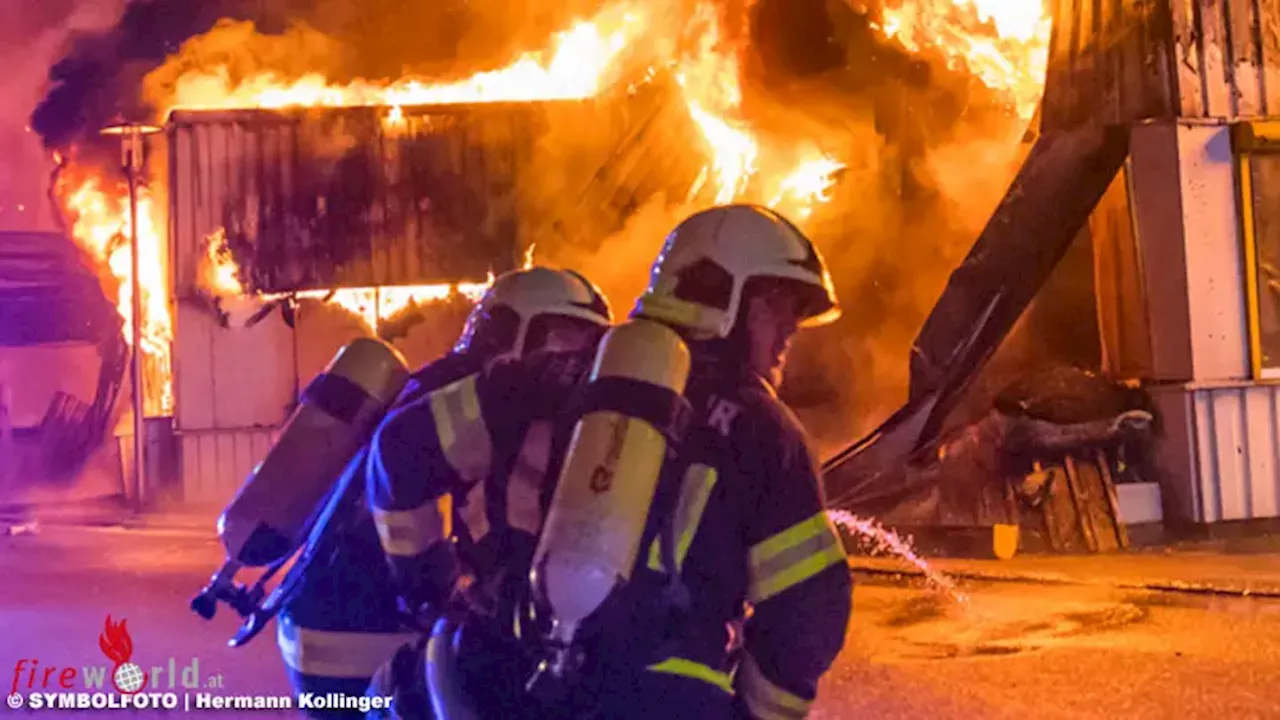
left=878, top=0, right=1052, bottom=119
left=56, top=168, right=173, bottom=416
left=160, top=5, right=649, bottom=112
left=828, top=509, right=968, bottom=603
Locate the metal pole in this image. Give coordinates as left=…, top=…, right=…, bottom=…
left=126, top=132, right=146, bottom=511
left=101, top=121, right=161, bottom=513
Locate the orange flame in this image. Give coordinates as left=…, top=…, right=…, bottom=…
left=878, top=0, right=1051, bottom=119
left=98, top=615, right=135, bottom=665
left=194, top=226, right=491, bottom=331
left=59, top=0, right=1052, bottom=406
left=159, top=5, right=650, bottom=113
left=56, top=169, right=173, bottom=416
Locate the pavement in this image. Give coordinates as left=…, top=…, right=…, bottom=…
left=4, top=523, right=1280, bottom=718
left=848, top=539, right=1280, bottom=597
left=8, top=498, right=1280, bottom=597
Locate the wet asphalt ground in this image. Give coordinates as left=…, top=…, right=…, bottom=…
left=3, top=525, right=1280, bottom=719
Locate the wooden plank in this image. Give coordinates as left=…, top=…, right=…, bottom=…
left=1063, top=454, right=1101, bottom=552
left=1228, top=0, right=1264, bottom=115
left=1170, top=0, right=1207, bottom=115
left=1096, top=449, right=1132, bottom=549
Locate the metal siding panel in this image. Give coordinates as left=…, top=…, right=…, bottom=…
left=1042, top=0, right=1179, bottom=131
left=168, top=105, right=529, bottom=294
left=1193, top=389, right=1222, bottom=521
left=173, top=302, right=215, bottom=430
left=1171, top=0, right=1208, bottom=115
left=172, top=302, right=294, bottom=431
left=294, top=301, right=366, bottom=399
left=208, top=309, right=295, bottom=430
left=1198, top=0, right=1236, bottom=116
left=1244, top=385, right=1279, bottom=516
left=1177, top=124, right=1250, bottom=380
left=1130, top=123, right=1194, bottom=380
left=214, top=433, right=237, bottom=503
left=1211, top=389, right=1250, bottom=519
left=177, top=429, right=277, bottom=506
left=1226, top=0, right=1264, bottom=115
left=1259, top=0, right=1280, bottom=113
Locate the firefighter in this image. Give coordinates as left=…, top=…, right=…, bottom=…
left=276, top=266, right=613, bottom=718
left=367, top=204, right=853, bottom=720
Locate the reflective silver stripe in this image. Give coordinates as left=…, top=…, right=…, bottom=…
left=459, top=479, right=490, bottom=542
left=373, top=494, right=453, bottom=557
left=277, top=621, right=414, bottom=679
left=508, top=421, right=553, bottom=535
left=648, top=464, right=719, bottom=572
left=747, top=512, right=846, bottom=604
left=427, top=375, right=492, bottom=484
left=736, top=653, right=810, bottom=720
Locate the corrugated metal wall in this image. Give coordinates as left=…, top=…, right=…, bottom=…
left=1152, top=383, right=1280, bottom=523
left=165, top=102, right=559, bottom=506
left=167, top=104, right=542, bottom=296
left=1042, top=0, right=1280, bottom=131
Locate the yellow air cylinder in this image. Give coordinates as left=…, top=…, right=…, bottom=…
left=217, top=337, right=409, bottom=568
left=531, top=318, right=691, bottom=640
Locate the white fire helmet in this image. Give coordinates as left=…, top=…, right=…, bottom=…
left=632, top=204, right=840, bottom=338
left=455, top=266, right=614, bottom=358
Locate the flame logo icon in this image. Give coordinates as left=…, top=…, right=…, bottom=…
left=98, top=615, right=147, bottom=694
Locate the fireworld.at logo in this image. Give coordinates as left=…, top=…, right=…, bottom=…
left=10, top=614, right=223, bottom=695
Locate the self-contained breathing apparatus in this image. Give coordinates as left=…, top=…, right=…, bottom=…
left=191, top=338, right=410, bottom=645
left=515, top=317, right=697, bottom=707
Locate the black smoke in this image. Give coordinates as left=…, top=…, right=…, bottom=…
left=28, top=0, right=485, bottom=151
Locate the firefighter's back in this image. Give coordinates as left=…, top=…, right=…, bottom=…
left=278, top=352, right=484, bottom=715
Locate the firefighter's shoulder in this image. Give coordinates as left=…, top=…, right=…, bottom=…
left=396, top=352, right=486, bottom=407
left=727, top=380, right=817, bottom=480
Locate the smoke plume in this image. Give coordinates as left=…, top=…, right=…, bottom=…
left=0, top=0, right=126, bottom=230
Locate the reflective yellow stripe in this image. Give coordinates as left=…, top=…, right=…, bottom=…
left=373, top=494, right=453, bottom=557
left=648, top=464, right=719, bottom=572
left=736, top=653, right=810, bottom=720
left=427, top=376, right=492, bottom=484
left=747, top=512, right=846, bottom=604
left=647, top=657, right=735, bottom=695
left=277, top=621, right=414, bottom=679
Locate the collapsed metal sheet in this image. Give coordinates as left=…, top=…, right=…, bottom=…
left=823, top=124, right=1131, bottom=510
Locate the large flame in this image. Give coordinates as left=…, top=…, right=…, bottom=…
left=161, top=5, right=650, bottom=112
left=55, top=165, right=173, bottom=416
left=51, top=0, right=1051, bottom=419
left=878, top=0, right=1051, bottom=119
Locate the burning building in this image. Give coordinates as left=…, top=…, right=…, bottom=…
left=25, top=1, right=1057, bottom=515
